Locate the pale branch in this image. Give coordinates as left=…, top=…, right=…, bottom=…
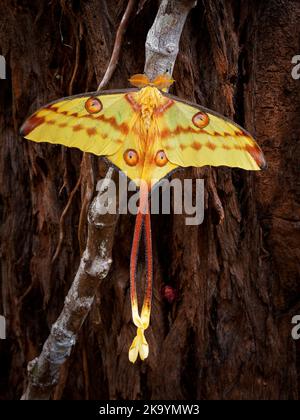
left=22, top=168, right=119, bottom=400
left=144, top=0, right=197, bottom=79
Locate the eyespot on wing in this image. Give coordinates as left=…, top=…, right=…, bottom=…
left=192, top=111, right=210, bottom=129
left=155, top=150, right=168, bottom=167
left=124, top=149, right=139, bottom=166
left=85, top=97, right=103, bottom=114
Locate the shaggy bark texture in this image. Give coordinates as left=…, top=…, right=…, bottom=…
left=0, top=0, right=300, bottom=400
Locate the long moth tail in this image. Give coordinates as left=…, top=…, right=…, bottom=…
left=128, top=185, right=153, bottom=363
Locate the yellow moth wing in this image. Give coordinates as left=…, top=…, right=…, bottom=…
left=20, top=88, right=177, bottom=186
left=108, top=115, right=144, bottom=183
left=20, top=90, right=137, bottom=157
left=158, top=94, right=266, bottom=171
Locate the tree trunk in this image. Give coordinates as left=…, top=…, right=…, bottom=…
left=0, top=0, right=300, bottom=400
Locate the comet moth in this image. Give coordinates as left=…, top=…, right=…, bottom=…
left=20, top=73, right=266, bottom=363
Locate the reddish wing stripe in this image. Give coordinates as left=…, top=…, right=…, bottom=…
left=87, top=127, right=97, bottom=137
left=73, top=124, right=83, bottom=132
left=130, top=211, right=144, bottom=304
left=161, top=126, right=251, bottom=139
left=206, top=142, right=217, bottom=151
left=21, top=103, right=130, bottom=137
left=154, top=99, right=175, bottom=116
left=142, top=205, right=152, bottom=313
left=191, top=141, right=202, bottom=151
left=165, top=139, right=265, bottom=167
left=246, top=145, right=267, bottom=169
left=130, top=187, right=149, bottom=306
left=20, top=115, right=46, bottom=136
left=125, top=93, right=142, bottom=112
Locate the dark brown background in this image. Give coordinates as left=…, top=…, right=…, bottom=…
left=0, top=0, right=300, bottom=400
